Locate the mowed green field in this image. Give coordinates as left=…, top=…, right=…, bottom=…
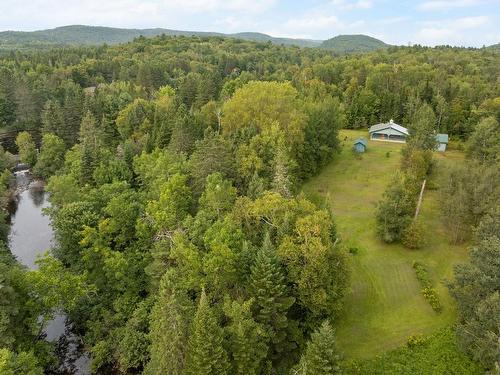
left=302, top=130, right=469, bottom=359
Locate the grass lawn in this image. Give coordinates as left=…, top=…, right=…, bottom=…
left=302, top=129, right=469, bottom=359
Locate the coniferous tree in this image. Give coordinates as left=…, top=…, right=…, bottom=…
left=100, top=114, right=118, bottom=148
left=247, top=171, right=266, bottom=199
left=152, top=88, right=177, bottom=148
left=168, top=108, right=197, bottom=156
left=297, top=320, right=342, bottom=375
left=185, top=289, right=229, bottom=375
left=249, top=233, right=295, bottom=362
left=189, top=129, right=234, bottom=195
left=272, top=137, right=293, bottom=198
left=449, top=213, right=500, bottom=369
left=145, top=271, right=194, bottom=375
left=80, top=145, right=94, bottom=186
left=79, top=112, right=101, bottom=185
left=0, top=67, right=16, bottom=126
left=42, top=100, right=65, bottom=138
left=13, top=79, right=38, bottom=130
left=62, top=81, right=85, bottom=146
left=224, top=298, right=268, bottom=375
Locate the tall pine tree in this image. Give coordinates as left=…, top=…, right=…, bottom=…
left=79, top=112, right=101, bottom=185
left=297, top=320, right=342, bottom=375
left=224, top=298, right=268, bottom=375
left=62, top=81, right=85, bottom=146
left=272, top=136, right=293, bottom=198
left=145, top=271, right=194, bottom=375
left=42, top=100, right=65, bottom=138
left=249, top=233, right=295, bottom=364
left=185, top=289, right=229, bottom=375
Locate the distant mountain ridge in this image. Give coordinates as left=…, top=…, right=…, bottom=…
left=0, top=25, right=390, bottom=53
left=486, top=42, right=500, bottom=50
left=320, top=34, right=389, bottom=54
left=0, top=25, right=322, bottom=49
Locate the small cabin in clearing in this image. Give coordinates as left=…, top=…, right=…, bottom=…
left=353, top=137, right=367, bottom=153
left=369, top=120, right=409, bottom=143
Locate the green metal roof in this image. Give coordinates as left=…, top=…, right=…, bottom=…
left=369, top=120, right=409, bottom=136
left=436, top=133, right=449, bottom=143
left=354, top=137, right=368, bottom=147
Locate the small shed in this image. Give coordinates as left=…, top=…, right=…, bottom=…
left=436, top=133, right=448, bottom=152
left=369, top=119, right=409, bottom=143
left=353, top=137, right=367, bottom=153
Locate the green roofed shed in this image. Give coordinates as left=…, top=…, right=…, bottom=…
left=436, top=133, right=449, bottom=151
left=353, top=137, right=367, bottom=153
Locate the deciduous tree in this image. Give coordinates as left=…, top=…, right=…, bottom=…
left=15, top=131, right=37, bottom=166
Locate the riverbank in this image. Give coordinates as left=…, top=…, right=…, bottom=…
left=7, top=169, right=91, bottom=375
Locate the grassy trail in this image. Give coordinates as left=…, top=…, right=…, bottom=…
left=302, top=130, right=468, bottom=358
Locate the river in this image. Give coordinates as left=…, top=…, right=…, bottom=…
left=8, top=170, right=91, bottom=375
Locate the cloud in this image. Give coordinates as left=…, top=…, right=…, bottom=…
left=417, top=0, right=483, bottom=11
left=0, top=0, right=278, bottom=31
left=375, top=16, right=409, bottom=25
left=331, top=0, right=373, bottom=10
left=168, top=0, right=277, bottom=14
left=213, top=16, right=259, bottom=32
left=421, top=15, right=489, bottom=29
left=284, top=15, right=343, bottom=31
left=415, top=16, right=490, bottom=45
left=268, top=13, right=373, bottom=39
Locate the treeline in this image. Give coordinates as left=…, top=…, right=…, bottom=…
left=443, top=117, right=499, bottom=370
left=0, top=36, right=499, bottom=141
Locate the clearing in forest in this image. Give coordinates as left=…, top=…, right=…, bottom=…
left=302, top=129, right=469, bottom=358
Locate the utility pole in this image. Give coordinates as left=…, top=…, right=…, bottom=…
left=414, top=179, right=426, bottom=220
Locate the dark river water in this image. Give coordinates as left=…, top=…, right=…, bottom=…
left=8, top=170, right=91, bottom=375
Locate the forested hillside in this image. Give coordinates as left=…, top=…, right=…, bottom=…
left=320, top=34, right=389, bottom=54
left=0, top=35, right=498, bottom=374
left=0, top=25, right=322, bottom=51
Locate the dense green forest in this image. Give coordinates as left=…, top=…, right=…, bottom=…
left=0, top=35, right=499, bottom=374
left=319, top=34, right=388, bottom=54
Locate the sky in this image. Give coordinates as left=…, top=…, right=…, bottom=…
left=0, top=0, right=499, bottom=47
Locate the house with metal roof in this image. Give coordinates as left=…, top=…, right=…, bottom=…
left=353, top=137, right=367, bottom=153
left=369, top=119, right=409, bottom=143
left=435, top=133, right=449, bottom=152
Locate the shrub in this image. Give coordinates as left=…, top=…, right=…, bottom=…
left=402, top=220, right=426, bottom=249
left=422, top=287, right=442, bottom=312
left=412, top=261, right=442, bottom=313
left=348, top=246, right=359, bottom=255
left=345, top=327, right=484, bottom=374
left=425, top=180, right=439, bottom=191
left=407, top=334, right=426, bottom=348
